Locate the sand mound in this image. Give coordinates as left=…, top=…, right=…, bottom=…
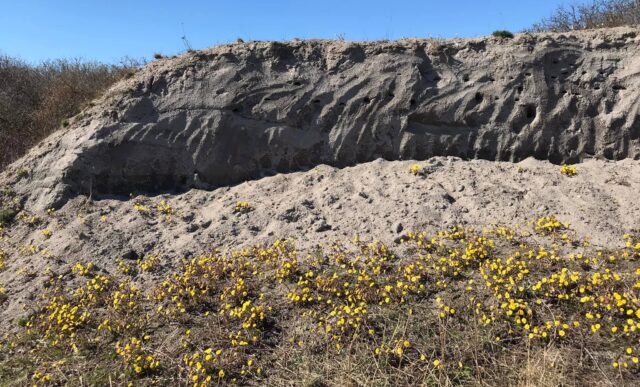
left=2, top=28, right=640, bottom=211
left=1, top=157, right=639, bottom=330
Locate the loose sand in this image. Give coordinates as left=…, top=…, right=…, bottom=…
left=1, top=157, right=638, bottom=329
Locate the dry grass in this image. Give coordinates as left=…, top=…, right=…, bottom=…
left=0, top=55, right=140, bottom=169
left=531, top=0, right=640, bottom=32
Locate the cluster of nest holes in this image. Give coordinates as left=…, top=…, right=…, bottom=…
left=515, top=85, right=523, bottom=101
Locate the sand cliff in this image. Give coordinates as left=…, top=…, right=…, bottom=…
left=2, top=27, right=639, bottom=210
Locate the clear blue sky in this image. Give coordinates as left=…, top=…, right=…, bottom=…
left=1, top=0, right=577, bottom=64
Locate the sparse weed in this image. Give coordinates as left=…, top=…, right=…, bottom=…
left=16, top=169, right=28, bottom=179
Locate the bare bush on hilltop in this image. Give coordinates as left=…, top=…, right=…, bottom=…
left=0, top=56, right=141, bottom=169
left=531, top=0, right=640, bottom=32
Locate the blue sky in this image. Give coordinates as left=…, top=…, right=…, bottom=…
left=2, top=0, right=578, bottom=64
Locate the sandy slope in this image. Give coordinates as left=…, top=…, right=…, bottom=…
left=1, top=157, right=638, bottom=331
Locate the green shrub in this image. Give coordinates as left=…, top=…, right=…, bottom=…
left=492, top=30, right=514, bottom=39
left=0, top=207, right=16, bottom=225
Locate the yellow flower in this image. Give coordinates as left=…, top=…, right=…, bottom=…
left=560, top=164, right=577, bottom=177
